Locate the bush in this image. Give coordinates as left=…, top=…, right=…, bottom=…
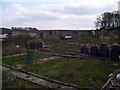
left=2, top=44, right=27, bottom=56
left=29, top=41, right=43, bottom=49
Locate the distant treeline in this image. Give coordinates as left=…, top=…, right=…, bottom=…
left=11, top=27, right=38, bottom=30
left=95, top=11, right=120, bottom=30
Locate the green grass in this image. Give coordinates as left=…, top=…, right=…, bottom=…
left=2, top=55, right=26, bottom=66
left=52, top=44, right=80, bottom=53
left=34, top=52, right=53, bottom=60
left=23, top=58, right=120, bottom=88
left=2, top=71, right=49, bottom=88
left=2, top=52, right=53, bottom=66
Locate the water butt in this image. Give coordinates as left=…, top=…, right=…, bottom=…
left=110, top=44, right=120, bottom=61
left=99, top=43, right=109, bottom=57
left=80, top=45, right=89, bottom=55
left=90, top=45, right=99, bottom=56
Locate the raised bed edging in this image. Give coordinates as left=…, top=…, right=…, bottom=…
left=2, top=53, right=26, bottom=59
left=40, top=50, right=120, bottom=63
left=1, top=63, right=94, bottom=89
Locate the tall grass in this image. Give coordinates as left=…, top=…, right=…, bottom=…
left=2, top=44, right=27, bottom=56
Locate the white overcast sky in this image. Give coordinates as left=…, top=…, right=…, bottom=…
left=1, top=0, right=120, bottom=30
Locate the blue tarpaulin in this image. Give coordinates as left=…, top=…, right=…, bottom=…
left=77, top=38, right=81, bottom=42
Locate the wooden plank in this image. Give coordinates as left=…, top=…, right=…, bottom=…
left=101, top=69, right=120, bottom=90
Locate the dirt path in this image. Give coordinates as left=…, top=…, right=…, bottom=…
left=34, top=56, right=61, bottom=64
left=2, top=53, right=26, bottom=58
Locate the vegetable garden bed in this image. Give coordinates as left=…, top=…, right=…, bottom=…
left=23, top=57, right=120, bottom=88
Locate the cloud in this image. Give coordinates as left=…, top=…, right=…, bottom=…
left=1, top=0, right=119, bottom=29
left=72, top=5, right=115, bottom=15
